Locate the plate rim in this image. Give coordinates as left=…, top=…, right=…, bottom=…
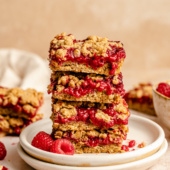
left=19, top=114, right=165, bottom=166
left=17, top=139, right=168, bottom=170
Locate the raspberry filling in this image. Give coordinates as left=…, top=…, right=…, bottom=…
left=86, top=132, right=127, bottom=147
left=0, top=95, right=40, bottom=118
left=49, top=38, right=126, bottom=75
left=53, top=103, right=129, bottom=128
left=49, top=74, right=125, bottom=98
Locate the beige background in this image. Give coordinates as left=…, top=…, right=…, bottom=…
left=0, top=0, right=170, bottom=88
left=1, top=1, right=170, bottom=169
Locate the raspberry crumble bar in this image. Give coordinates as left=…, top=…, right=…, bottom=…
left=49, top=33, right=126, bottom=76
left=0, top=86, right=43, bottom=136
left=48, top=71, right=125, bottom=103
left=124, top=82, right=156, bottom=116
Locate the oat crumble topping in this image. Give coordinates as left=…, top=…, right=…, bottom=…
left=50, top=32, right=124, bottom=59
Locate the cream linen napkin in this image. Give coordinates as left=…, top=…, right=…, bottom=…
left=0, top=48, right=50, bottom=93
left=0, top=48, right=51, bottom=116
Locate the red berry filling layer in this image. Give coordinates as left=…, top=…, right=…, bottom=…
left=48, top=73, right=125, bottom=98
left=52, top=102, right=129, bottom=129
left=50, top=48, right=125, bottom=75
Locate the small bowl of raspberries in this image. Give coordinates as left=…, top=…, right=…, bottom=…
left=153, top=81, right=170, bottom=130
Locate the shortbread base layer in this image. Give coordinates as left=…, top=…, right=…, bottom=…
left=72, top=143, right=124, bottom=154
left=49, top=60, right=123, bottom=76
left=52, top=91, right=122, bottom=103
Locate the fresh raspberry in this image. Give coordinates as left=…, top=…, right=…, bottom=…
left=0, top=142, right=7, bottom=160
left=156, top=82, right=170, bottom=98
left=50, top=139, right=74, bottom=155
left=31, top=131, right=53, bottom=151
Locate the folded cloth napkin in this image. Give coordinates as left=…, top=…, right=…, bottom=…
left=0, top=48, right=50, bottom=93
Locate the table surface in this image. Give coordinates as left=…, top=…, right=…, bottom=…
left=0, top=95, right=170, bottom=170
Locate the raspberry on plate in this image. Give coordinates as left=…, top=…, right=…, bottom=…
left=50, top=139, right=75, bottom=155
left=31, top=131, right=53, bottom=151
left=156, top=82, right=170, bottom=98
left=0, top=142, right=7, bottom=160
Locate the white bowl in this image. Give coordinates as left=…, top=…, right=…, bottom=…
left=153, top=82, right=170, bottom=130
left=17, top=139, right=168, bottom=170
left=19, top=114, right=165, bottom=167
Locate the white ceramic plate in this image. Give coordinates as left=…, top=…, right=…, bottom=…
left=19, top=114, right=165, bottom=166
left=17, top=139, right=168, bottom=170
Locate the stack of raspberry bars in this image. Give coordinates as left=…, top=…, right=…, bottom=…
left=48, top=33, right=130, bottom=153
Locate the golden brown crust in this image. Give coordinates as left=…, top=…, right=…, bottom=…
left=52, top=90, right=122, bottom=103
left=73, top=143, right=124, bottom=154
left=49, top=60, right=123, bottom=76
